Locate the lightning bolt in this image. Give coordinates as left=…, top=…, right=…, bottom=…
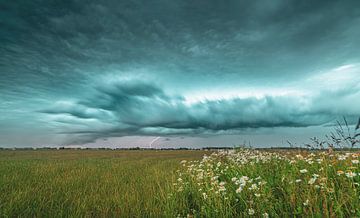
left=149, top=136, right=161, bottom=149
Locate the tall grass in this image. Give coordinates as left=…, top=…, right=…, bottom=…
left=1, top=148, right=359, bottom=217
left=0, top=150, right=206, bottom=217
left=167, top=149, right=360, bottom=217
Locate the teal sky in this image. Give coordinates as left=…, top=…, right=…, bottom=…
left=1, top=0, right=360, bottom=148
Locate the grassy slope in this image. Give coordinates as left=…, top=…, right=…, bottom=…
left=0, top=150, right=206, bottom=217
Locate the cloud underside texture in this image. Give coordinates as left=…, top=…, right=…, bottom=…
left=1, top=0, right=360, bottom=145
left=41, top=80, right=360, bottom=144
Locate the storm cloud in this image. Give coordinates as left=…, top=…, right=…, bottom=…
left=1, top=0, right=360, bottom=146
left=40, top=76, right=360, bottom=144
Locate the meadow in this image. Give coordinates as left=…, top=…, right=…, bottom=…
left=0, top=149, right=207, bottom=217
left=168, top=149, right=360, bottom=217
left=0, top=149, right=359, bottom=217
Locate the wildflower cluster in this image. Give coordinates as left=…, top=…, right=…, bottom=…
left=169, top=149, right=360, bottom=217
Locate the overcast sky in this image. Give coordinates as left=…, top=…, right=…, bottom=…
left=1, top=0, right=360, bottom=148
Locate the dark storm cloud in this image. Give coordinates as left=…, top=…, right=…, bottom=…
left=2, top=0, right=360, bottom=90
left=1, top=0, right=360, bottom=146
left=40, top=79, right=360, bottom=143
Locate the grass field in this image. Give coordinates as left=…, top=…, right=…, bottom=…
left=0, top=150, right=207, bottom=217
left=168, top=149, right=360, bottom=217
left=1, top=149, right=359, bottom=217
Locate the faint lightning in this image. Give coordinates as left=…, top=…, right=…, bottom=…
left=149, top=136, right=161, bottom=149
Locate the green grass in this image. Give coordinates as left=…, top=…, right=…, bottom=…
left=0, top=150, right=206, bottom=217
left=167, top=149, right=360, bottom=217
left=1, top=149, right=359, bottom=217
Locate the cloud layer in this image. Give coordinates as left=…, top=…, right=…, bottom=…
left=40, top=75, right=360, bottom=144
left=1, top=0, right=360, bottom=146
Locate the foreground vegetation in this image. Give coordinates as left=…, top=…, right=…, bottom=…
left=1, top=149, right=359, bottom=217
left=168, top=149, right=360, bottom=217
left=0, top=150, right=206, bottom=217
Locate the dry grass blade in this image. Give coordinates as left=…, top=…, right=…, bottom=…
left=356, top=117, right=360, bottom=130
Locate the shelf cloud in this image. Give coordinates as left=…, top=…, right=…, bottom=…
left=40, top=76, right=360, bottom=144
left=1, top=0, right=360, bottom=146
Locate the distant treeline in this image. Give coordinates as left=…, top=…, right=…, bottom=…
left=1, top=146, right=359, bottom=151
left=0, top=146, right=205, bottom=151
left=0, top=146, right=235, bottom=151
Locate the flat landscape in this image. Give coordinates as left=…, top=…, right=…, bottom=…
left=2, top=0, right=360, bottom=217
left=0, top=150, right=207, bottom=217
left=1, top=149, right=359, bottom=217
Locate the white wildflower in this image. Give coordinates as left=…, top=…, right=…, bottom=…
left=249, top=184, right=258, bottom=190
left=211, top=176, right=219, bottom=181
left=300, top=169, right=308, bottom=173
left=351, top=160, right=359, bottom=164
left=258, top=181, right=267, bottom=186
left=248, top=208, right=255, bottom=215
left=308, top=177, right=316, bottom=185
left=202, top=192, right=207, bottom=200
left=236, top=186, right=243, bottom=193
left=346, top=171, right=356, bottom=178
left=338, top=155, right=346, bottom=161
left=241, top=176, right=249, bottom=181
left=303, top=199, right=309, bottom=206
